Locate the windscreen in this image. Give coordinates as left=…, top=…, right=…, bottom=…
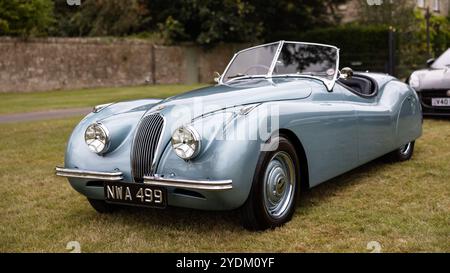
left=222, top=43, right=279, bottom=83
left=273, top=43, right=338, bottom=80
left=431, top=48, right=450, bottom=69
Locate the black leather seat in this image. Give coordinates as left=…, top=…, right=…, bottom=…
left=339, top=77, right=374, bottom=95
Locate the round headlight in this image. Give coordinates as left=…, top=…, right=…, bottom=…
left=85, top=123, right=110, bottom=154
left=171, top=126, right=201, bottom=160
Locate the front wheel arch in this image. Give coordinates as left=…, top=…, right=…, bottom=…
left=240, top=132, right=305, bottom=230
left=278, top=129, right=310, bottom=191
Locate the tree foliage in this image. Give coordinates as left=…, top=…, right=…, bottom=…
left=295, top=25, right=390, bottom=73
left=51, top=0, right=148, bottom=37
left=0, top=0, right=348, bottom=45
left=359, top=0, right=416, bottom=30
left=0, top=0, right=54, bottom=36
left=148, top=0, right=263, bottom=45
left=145, top=0, right=347, bottom=45
left=249, top=0, right=347, bottom=41
left=358, top=0, right=450, bottom=76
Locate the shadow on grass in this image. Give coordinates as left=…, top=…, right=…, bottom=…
left=298, top=156, right=388, bottom=209
left=90, top=157, right=391, bottom=232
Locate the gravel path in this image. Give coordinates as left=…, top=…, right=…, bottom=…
left=0, top=107, right=91, bottom=123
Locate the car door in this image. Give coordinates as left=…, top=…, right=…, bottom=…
left=334, top=83, right=396, bottom=164
left=290, top=84, right=359, bottom=187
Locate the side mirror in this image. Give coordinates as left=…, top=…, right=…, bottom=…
left=426, top=58, right=435, bottom=67
left=213, top=72, right=221, bottom=83
left=339, top=67, right=353, bottom=80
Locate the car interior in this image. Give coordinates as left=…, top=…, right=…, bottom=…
left=338, top=74, right=377, bottom=97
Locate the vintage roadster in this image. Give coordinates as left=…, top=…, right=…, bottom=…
left=56, top=41, right=422, bottom=230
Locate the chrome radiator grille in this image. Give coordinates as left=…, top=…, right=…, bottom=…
left=131, top=114, right=164, bottom=182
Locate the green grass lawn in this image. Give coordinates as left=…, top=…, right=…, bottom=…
left=0, top=84, right=206, bottom=115
left=0, top=117, right=448, bottom=252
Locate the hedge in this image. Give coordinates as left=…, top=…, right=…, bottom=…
left=272, top=26, right=392, bottom=73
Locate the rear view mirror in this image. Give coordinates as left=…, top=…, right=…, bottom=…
left=426, top=58, right=435, bottom=67
left=340, top=67, right=353, bottom=80
left=213, top=72, right=221, bottom=83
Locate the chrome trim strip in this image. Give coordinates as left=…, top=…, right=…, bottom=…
left=218, top=52, right=237, bottom=84
left=268, top=40, right=285, bottom=78
left=55, top=167, right=123, bottom=181
left=143, top=176, right=232, bottom=191
left=284, top=40, right=338, bottom=50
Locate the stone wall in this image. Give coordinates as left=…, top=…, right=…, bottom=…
left=0, top=37, right=244, bottom=92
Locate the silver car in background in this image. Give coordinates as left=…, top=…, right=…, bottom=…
left=408, top=48, right=450, bottom=116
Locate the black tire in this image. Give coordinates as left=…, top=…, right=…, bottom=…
left=388, top=141, right=415, bottom=162
left=87, top=198, right=117, bottom=213
left=240, top=135, right=300, bottom=231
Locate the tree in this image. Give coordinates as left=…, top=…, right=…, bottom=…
left=51, top=0, right=148, bottom=37
left=143, top=0, right=348, bottom=46
left=1, top=0, right=350, bottom=44
left=145, top=0, right=262, bottom=46
left=0, top=0, right=54, bottom=37
left=249, top=0, right=348, bottom=41
left=357, top=0, right=450, bottom=76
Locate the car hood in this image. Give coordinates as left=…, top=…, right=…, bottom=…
left=413, top=68, right=450, bottom=90
left=94, top=78, right=316, bottom=135
left=152, top=78, right=314, bottom=119
left=85, top=78, right=316, bottom=161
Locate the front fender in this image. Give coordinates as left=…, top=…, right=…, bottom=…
left=64, top=99, right=162, bottom=182
left=156, top=108, right=268, bottom=209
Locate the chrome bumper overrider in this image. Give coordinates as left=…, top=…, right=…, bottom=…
left=55, top=167, right=123, bottom=181
left=143, top=175, right=233, bottom=191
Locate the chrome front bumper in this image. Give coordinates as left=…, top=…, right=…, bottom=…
left=144, top=175, right=233, bottom=191
left=55, top=167, right=124, bottom=181
left=55, top=167, right=233, bottom=191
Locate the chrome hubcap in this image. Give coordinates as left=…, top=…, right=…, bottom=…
left=263, top=151, right=296, bottom=219
left=400, top=142, right=412, bottom=155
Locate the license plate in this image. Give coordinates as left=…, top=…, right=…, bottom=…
left=431, top=98, right=450, bottom=106
left=104, top=181, right=166, bottom=208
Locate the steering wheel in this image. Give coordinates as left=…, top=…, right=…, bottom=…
left=244, top=64, right=271, bottom=75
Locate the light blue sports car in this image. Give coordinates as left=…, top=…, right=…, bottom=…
left=56, top=41, right=422, bottom=230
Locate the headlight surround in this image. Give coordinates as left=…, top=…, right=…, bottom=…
left=84, top=122, right=110, bottom=154
left=171, top=126, right=201, bottom=160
